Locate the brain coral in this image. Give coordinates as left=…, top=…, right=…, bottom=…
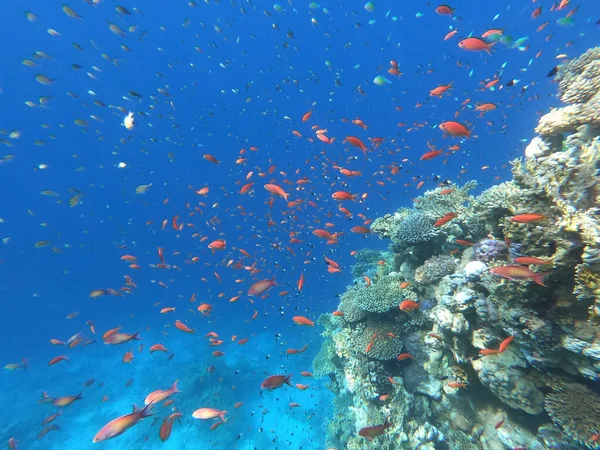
left=340, top=272, right=417, bottom=314
left=545, top=382, right=600, bottom=449
left=396, top=212, right=439, bottom=244
left=414, top=255, right=457, bottom=284
left=348, top=320, right=404, bottom=360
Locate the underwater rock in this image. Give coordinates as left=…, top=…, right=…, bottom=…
left=464, top=260, right=488, bottom=280
left=435, top=307, right=469, bottom=335
left=472, top=350, right=544, bottom=415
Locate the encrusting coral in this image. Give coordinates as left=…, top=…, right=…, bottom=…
left=314, top=48, right=600, bottom=450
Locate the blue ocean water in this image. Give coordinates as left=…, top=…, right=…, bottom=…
left=0, top=1, right=597, bottom=448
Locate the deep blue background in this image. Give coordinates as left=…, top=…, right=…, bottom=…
left=0, top=0, right=598, bottom=446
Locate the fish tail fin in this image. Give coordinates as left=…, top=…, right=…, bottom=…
left=76, top=391, right=84, bottom=401
left=384, top=416, right=393, bottom=429
left=171, top=379, right=181, bottom=394
left=218, top=411, right=228, bottom=422
left=532, top=272, right=549, bottom=287
left=132, top=331, right=142, bottom=340
left=134, top=403, right=154, bottom=418
left=285, top=374, right=293, bottom=387
left=271, top=276, right=279, bottom=287
left=485, top=41, right=499, bottom=55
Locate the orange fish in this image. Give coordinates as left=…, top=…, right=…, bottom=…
left=351, top=226, right=370, bottom=234
left=396, top=353, right=415, bottom=361
left=159, top=418, right=174, bottom=442
left=301, top=110, right=312, bottom=122
left=297, top=272, right=304, bottom=291
left=331, top=191, right=357, bottom=201
left=160, top=307, right=175, bottom=314
left=122, top=349, right=134, bottom=363
left=264, top=184, right=290, bottom=201
left=144, top=380, right=180, bottom=405
left=434, top=212, right=457, bottom=227
left=203, top=154, right=219, bottom=164
left=358, top=417, right=392, bottom=441
left=458, top=37, right=496, bottom=55
left=399, top=300, right=420, bottom=312
left=52, top=392, right=83, bottom=407
left=509, top=213, right=545, bottom=223
left=430, top=83, right=453, bottom=97
left=514, top=256, right=551, bottom=265
left=208, top=239, right=226, bottom=252
left=248, top=277, right=277, bottom=296
left=295, top=383, right=310, bottom=390
left=479, top=348, right=501, bottom=356
left=48, top=356, right=70, bottom=366
left=150, top=344, right=168, bottom=353
left=435, top=4, right=455, bottom=16
left=447, top=381, right=468, bottom=389
left=489, top=266, right=548, bottom=287
left=499, top=336, right=514, bottom=353
left=93, top=404, right=154, bottom=443
left=174, top=320, right=194, bottom=334
left=439, top=121, right=471, bottom=138
left=345, top=136, right=368, bottom=154
left=192, top=408, right=228, bottom=421
left=261, top=374, right=292, bottom=390
left=292, top=316, right=314, bottom=327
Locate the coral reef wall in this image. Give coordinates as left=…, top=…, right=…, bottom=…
left=314, top=48, right=600, bottom=450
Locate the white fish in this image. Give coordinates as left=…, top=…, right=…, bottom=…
left=123, top=111, right=135, bottom=130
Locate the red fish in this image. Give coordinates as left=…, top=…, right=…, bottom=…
left=430, top=83, right=453, bottom=97
left=261, top=374, right=293, bottom=390
left=159, top=418, right=174, bottom=442
left=458, top=37, right=497, bottom=55
left=345, top=136, right=368, bottom=153
left=509, top=213, right=545, bottom=223
left=358, top=417, right=392, bottom=441
left=514, top=256, right=552, bottom=265
left=248, top=277, right=277, bottom=296
left=489, top=266, right=548, bottom=287
left=434, top=212, right=457, bottom=227
left=399, top=300, right=420, bottom=312
left=499, top=336, right=514, bottom=353
left=435, top=5, right=455, bottom=16
left=420, top=149, right=443, bottom=160
left=93, top=404, right=154, bottom=443
left=144, top=380, right=180, bottom=405
left=292, top=316, right=314, bottom=327
left=439, top=121, right=471, bottom=138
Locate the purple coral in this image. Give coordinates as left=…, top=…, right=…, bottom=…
left=473, top=239, right=508, bottom=262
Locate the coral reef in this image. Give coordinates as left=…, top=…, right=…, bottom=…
left=316, top=48, right=600, bottom=450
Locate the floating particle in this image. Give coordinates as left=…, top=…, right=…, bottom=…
left=364, top=2, right=375, bottom=12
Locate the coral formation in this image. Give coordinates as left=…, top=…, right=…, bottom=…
left=316, top=48, right=600, bottom=450
left=395, top=212, right=438, bottom=244
left=545, top=382, right=600, bottom=449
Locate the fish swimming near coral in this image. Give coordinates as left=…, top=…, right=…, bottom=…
left=489, top=265, right=549, bottom=287
left=358, top=416, right=392, bottom=441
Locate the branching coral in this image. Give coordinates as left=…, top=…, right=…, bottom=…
left=413, top=181, right=478, bottom=218
left=396, top=212, right=439, bottom=244
left=339, top=273, right=417, bottom=315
